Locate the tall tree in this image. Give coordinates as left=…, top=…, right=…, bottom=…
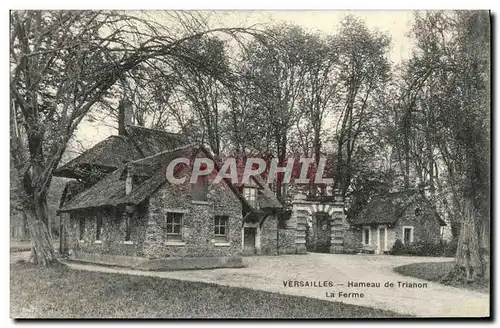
left=393, top=10, right=490, bottom=281
left=169, top=36, right=233, bottom=155
left=332, top=15, right=391, bottom=198
left=10, top=10, right=261, bottom=265
left=297, top=33, right=338, bottom=195
left=242, top=24, right=311, bottom=200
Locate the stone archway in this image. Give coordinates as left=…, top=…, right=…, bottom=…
left=291, top=193, right=347, bottom=254
left=309, top=211, right=332, bottom=252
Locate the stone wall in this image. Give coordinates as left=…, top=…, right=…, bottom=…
left=70, top=251, right=244, bottom=271
left=67, top=206, right=148, bottom=257
left=143, top=168, right=243, bottom=259
left=260, top=216, right=277, bottom=255
left=257, top=217, right=297, bottom=255
left=395, top=201, right=442, bottom=243
left=278, top=228, right=297, bottom=254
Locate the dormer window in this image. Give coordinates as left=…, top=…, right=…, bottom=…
left=126, top=170, right=133, bottom=195
left=243, top=187, right=258, bottom=208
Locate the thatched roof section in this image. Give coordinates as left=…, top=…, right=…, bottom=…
left=55, top=136, right=140, bottom=179
left=254, top=178, right=283, bottom=209
left=59, top=143, right=282, bottom=213
left=59, top=168, right=127, bottom=212
left=54, top=125, right=186, bottom=179
left=59, top=145, right=196, bottom=212
left=125, top=125, right=186, bottom=156
left=123, top=144, right=282, bottom=210
left=59, top=180, right=86, bottom=208
left=119, top=145, right=198, bottom=205
left=352, top=190, right=446, bottom=226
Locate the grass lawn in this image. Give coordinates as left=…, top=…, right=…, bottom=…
left=10, top=262, right=405, bottom=319
left=394, top=261, right=489, bottom=294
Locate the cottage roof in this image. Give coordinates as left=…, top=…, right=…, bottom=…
left=58, top=180, right=86, bottom=208
left=120, top=145, right=282, bottom=210
left=119, top=145, right=198, bottom=206
left=59, top=144, right=282, bottom=213
left=352, top=190, right=446, bottom=226
left=54, top=125, right=186, bottom=179
left=59, top=168, right=127, bottom=212
left=254, top=178, right=283, bottom=209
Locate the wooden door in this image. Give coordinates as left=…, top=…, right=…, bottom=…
left=379, top=228, right=386, bottom=252
left=243, top=227, right=256, bottom=255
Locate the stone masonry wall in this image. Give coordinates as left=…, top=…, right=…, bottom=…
left=278, top=228, right=297, bottom=254
left=395, top=201, right=442, bottom=244
left=258, top=217, right=297, bottom=255
left=260, top=216, right=277, bottom=255
left=67, top=206, right=148, bottom=257
left=143, top=167, right=243, bottom=259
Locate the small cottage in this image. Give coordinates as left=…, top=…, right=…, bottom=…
left=348, top=191, right=447, bottom=254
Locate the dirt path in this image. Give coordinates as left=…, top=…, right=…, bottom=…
left=60, top=253, right=489, bottom=318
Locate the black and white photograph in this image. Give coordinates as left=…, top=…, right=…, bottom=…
left=8, top=8, right=491, bottom=319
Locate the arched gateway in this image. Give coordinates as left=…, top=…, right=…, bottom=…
left=290, top=192, right=347, bottom=254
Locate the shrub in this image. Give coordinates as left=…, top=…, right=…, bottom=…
left=407, top=240, right=442, bottom=256
left=344, top=240, right=363, bottom=254
left=390, top=239, right=406, bottom=255
left=441, top=238, right=458, bottom=257
left=390, top=238, right=457, bottom=257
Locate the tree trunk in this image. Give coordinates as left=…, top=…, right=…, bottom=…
left=275, top=149, right=285, bottom=201
left=33, top=194, right=52, bottom=239
left=450, top=219, right=461, bottom=239
left=20, top=211, right=28, bottom=240
left=25, top=203, right=57, bottom=266
left=17, top=174, right=58, bottom=265
left=454, top=198, right=485, bottom=281
left=59, top=214, right=70, bottom=256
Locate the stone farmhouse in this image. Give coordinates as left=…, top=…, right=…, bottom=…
left=54, top=102, right=344, bottom=270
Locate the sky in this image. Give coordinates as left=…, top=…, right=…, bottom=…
left=72, top=11, right=417, bottom=157
left=214, top=11, right=415, bottom=63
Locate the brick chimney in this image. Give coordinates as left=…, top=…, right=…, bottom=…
left=118, top=99, right=133, bottom=136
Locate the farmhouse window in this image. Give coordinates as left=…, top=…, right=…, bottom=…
left=166, top=212, right=183, bottom=241
left=96, top=215, right=103, bottom=241
left=79, top=217, right=85, bottom=240
left=243, top=187, right=258, bottom=208
left=214, top=216, right=228, bottom=242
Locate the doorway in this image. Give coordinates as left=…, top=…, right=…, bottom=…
left=243, top=227, right=256, bottom=255
left=309, top=212, right=331, bottom=253
left=379, top=227, right=386, bottom=253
